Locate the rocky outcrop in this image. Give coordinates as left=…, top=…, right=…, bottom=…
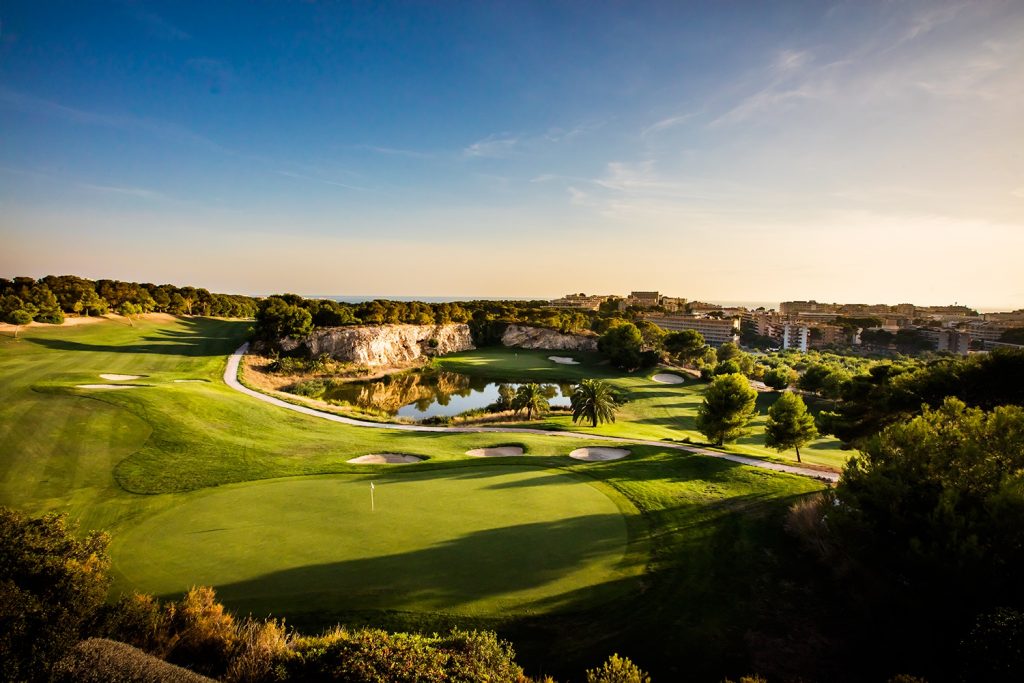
left=280, top=324, right=474, bottom=367
left=500, top=324, right=599, bottom=351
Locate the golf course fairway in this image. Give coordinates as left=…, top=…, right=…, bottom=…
left=111, top=466, right=640, bottom=618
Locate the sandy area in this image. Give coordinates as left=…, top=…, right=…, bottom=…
left=76, top=384, right=143, bottom=390
left=569, top=447, right=630, bottom=462
left=548, top=356, right=580, bottom=365
left=651, top=373, right=685, bottom=384
left=100, top=373, right=142, bottom=381
left=0, top=315, right=110, bottom=331
left=347, top=453, right=423, bottom=464
left=465, top=446, right=525, bottom=457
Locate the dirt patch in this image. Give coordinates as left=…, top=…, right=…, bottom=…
left=548, top=356, right=580, bottom=365
left=347, top=453, right=423, bottom=464
left=100, top=374, right=143, bottom=381
left=569, top=447, right=630, bottom=462
left=465, top=446, right=525, bottom=457
left=651, top=373, right=684, bottom=384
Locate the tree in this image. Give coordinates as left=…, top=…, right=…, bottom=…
left=634, top=319, right=666, bottom=351
left=570, top=379, right=619, bottom=427
left=717, top=341, right=741, bottom=362
left=79, top=289, right=108, bottom=316
left=695, top=373, right=758, bottom=445
left=27, top=285, right=64, bottom=324
left=7, top=309, right=32, bottom=338
left=664, top=329, right=706, bottom=364
left=0, top=508, right=111, bottom=681
left=512, top=383, right=549, bottom=420
left=254, top=297, right=313, bottom=340
left=763, top=365, right=797, bottom=391
left=495, top=383, right=516, bottom=411
left=818, top=399, right=1024, bottom=676
left=714, top=359, right=742, bottom=376
left=598, top=322, right=646, bottom=371
left=117, top=301, right=141, bottom=326
left=764, top=391, right=818, bottom=462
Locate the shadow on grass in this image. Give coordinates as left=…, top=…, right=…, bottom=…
left=174, top=513, right=640, bottom=618
left=26, top=318, right=248, bottom=357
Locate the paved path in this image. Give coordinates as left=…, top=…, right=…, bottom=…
left=224, top=344, right=839, bottom=483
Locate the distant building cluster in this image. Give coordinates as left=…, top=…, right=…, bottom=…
left=547, top=291, right=1024, bottom=355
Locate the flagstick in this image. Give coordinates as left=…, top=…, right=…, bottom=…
left=370, top=482, right=375, bottom=512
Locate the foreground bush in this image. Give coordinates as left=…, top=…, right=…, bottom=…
left=585, top=653, right=651, bottom=683
left=286, top=626, right=526, bottom=682
left=0, top=508, right=110, bottom=682
left=50, top=638, right=215, bottom=683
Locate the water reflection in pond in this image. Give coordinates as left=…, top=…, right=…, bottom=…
left=320, top=369, right=573, bottom=419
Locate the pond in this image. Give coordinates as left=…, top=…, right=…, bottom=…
left=317, top=369, right=573, bottom=419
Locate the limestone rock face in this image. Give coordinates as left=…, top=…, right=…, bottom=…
left=281, top=324, right=474, bottom=367
left=500, top=324, right=599, bottom=351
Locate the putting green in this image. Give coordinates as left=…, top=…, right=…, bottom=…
left=111, top=466, right=639, bottom=618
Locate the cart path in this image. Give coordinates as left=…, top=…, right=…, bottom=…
left=224, top=344, right=839, bottom=483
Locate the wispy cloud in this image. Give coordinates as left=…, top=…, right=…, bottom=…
left=124, top=3, right=191, bottom=41
left=542, top=120, right=607, bottom=142
left=0, top=86, right=227, bottom=151
left=354, top=144, right=434, bottom=159
left=465, top=120, right=604, bottom=159
left=78, top=183, right=169, bottom=200
left=276, top=170, right=368, bottom=191
left=463, top=133, right=520, bottom=158
left=641, top=113, right=696, bottom=137
left=775, top=49, right=811, bottom=72
left=901, top=2, right=969, bottom=43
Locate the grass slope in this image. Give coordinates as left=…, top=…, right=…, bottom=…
left=0, top=318, right=826, bottom=679
left=113, top=467, right=639, bottom=617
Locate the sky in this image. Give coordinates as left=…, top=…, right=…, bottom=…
left=1, top=1, right=1022, bottom=308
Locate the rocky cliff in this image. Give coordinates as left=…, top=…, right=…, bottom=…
left=280, top=323, right=474, bottom=367
left=500, top=324, right=599, bottom=351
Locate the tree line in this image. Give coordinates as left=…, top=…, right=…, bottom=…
left=1, top=275, right=259, bottom=327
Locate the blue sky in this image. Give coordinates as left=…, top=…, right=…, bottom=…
left=2, top=1, right=1022, bottom=307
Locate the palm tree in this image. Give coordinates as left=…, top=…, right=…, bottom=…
left=512, top=383, right=549, bottom=420
left=570, top=379, right=619, bottom=428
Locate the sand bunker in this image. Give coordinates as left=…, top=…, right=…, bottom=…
left=347, top=453, right=423, bottom=464
left=651, top=373, right=684, bottom=384
left=548, top=356, right=580, bottom=365
left=569, top=447, right=630, bottom=462
left=100, top=373, right=142, bottom=381
left=466, top=446, right=525, bottom=458
left=76, top=384, right=143, bottom=390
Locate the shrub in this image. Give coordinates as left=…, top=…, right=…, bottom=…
left=286, top=627, right=525, bottom=682
left=97, top=591, right=174, bottom=655
left=434, top=628, right=524, bottom=682
left=585, top=653, right=651, bottom=683
left=164, top=586, right=237, bottom=677
left=50, top=638, right=214, bottom=683
left=224, top=619, right=292, bottom=683
left=0, top=507, right=111, bottom=682
left=291, top=379, right=326, bottom=397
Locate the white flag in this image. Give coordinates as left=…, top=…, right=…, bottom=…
left=370, top=482, right=375, bottom=490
